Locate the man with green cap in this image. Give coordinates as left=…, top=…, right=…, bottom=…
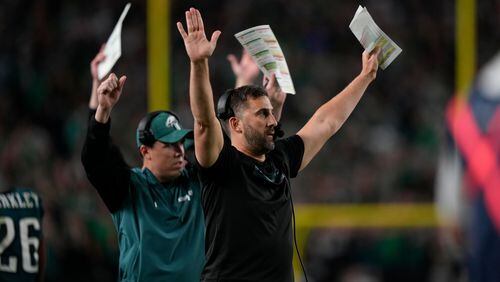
left=81, top=73, right=204, bottom=281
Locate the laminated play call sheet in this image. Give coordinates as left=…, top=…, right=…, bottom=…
left=235, top=25, right=295, bottom=94
left=349, top=5, right=402, bottom=69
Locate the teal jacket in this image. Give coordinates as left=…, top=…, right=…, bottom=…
left=82, top=114, right=205, bottom=281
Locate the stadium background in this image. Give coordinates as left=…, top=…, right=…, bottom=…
left=0, top=0, right=497, bottom=281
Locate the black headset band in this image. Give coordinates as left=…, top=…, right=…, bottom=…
left=216, top=89, right=235, bottom=120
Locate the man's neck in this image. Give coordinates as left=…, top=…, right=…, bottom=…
left=142, top=165, right=179, bottom=184
left=231, top=142, right=266, bottom=162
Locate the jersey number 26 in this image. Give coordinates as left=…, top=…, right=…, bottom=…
left=0, top=216, right=40, bottom=273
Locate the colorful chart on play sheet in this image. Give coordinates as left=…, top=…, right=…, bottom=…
left=235, top=25, right=296, bottom=94
left=349, top=5, right=402, bottom=70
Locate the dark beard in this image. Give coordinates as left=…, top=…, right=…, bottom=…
left=243, top=123, right=275, bottom=155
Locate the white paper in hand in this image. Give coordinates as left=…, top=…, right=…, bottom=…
left=349, top=5, right=402, bottom=69
left=97, top=3, right=131, bottom=80
left=235, top=25, right=295, bottom=94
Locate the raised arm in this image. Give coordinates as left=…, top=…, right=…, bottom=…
left=89, top=44, right=106, bottom=110
left=177, top=8, right=223, bottom=168
left=297, top=48, right=380, bottom=171
left=82, top=73, right=130, bottom=213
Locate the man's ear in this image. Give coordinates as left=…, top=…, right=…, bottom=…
left=140, top=145, right=151, bottom=160
left=229, top=116, right=242, bottom=134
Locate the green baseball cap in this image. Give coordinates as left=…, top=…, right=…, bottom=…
left=136, top=112, right=193, bottom=147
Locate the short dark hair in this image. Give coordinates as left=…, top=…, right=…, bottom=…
left=228, top=85, right=268, bottom=117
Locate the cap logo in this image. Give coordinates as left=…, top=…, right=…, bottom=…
left=165, top=115, right=181, bottom=130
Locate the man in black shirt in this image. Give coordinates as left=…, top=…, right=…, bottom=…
left=177, top=8, right=380, bottom=281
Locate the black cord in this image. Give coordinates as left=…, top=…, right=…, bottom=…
left=289, top=183, right=309, bottom=282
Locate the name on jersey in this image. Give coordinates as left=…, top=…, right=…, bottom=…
left=0, top=192, right=40, bottom=209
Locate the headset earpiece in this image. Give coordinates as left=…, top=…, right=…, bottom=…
left=216, top=90, right=235, bottom=120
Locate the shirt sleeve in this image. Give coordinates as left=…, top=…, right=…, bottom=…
left=196, top=137, right=236, bottom=180
left=275, top=135, right=305, bottom=178
left=81, top=111, right=131, bottom=213
left=88, top=108, right=97, bottom=123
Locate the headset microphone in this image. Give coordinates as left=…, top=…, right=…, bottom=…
left=274, top=123, right=285, bottom=140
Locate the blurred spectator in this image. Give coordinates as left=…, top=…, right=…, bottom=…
left=438, top=50, right=500, bottom=281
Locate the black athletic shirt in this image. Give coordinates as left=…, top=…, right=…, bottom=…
left=198, top=135, right=304, bottom=282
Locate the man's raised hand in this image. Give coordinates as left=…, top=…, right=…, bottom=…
left=97, top=73, right=127, bottom=112
left=91, top=44, right=106, bottom=82
left=177, top=8, right=221, bottom=63
left=360, top=47, right=380, bottom=82
left=263, top=73, right=286, bottom=121
left=89, top=44, right=107, bottom=109
left=264, top=73, right=285, bottom=103
left=228, top=50, right=260, bottom=87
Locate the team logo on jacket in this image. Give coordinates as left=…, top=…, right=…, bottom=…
left=178, top=190, right=193, bottom=202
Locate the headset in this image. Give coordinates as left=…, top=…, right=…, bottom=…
left=216, top=90, right=285, bottom=139
left=216, top=89, right=235, bottom=120
left=137, top=110, right=181, bottom=147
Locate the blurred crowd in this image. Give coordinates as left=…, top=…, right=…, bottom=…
left=0, top=0, right=497, bottom=281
